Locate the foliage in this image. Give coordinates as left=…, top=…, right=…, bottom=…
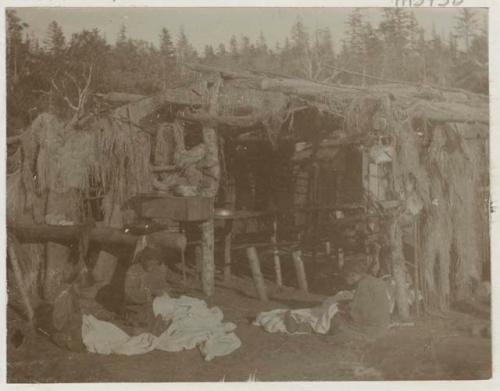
left=6, top=9, right=489, bottom=131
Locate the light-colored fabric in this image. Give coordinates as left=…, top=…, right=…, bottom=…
left=82, top=315, right=133, bottom=355
left=82, top=294, right=241, bottom=360
left=253, top=291, right=353, bottom=335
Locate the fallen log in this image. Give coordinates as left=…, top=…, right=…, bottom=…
left=411, top=101, right=489, bottom=125
left=187, top=62, right=360, bottom=97
left=260, top=77, right=360, bottom=99
left=8, top=224, right=186, bottom=250
left=65, top=87, right=203, bottom=131
left=187, top=62, right=489, bottom=127
left=10, top=224, right=138, bottom=246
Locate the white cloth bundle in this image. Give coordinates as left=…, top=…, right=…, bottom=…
left=253, top=291, right=354, bottom=335
left=82, top=294, right=241, bottom=360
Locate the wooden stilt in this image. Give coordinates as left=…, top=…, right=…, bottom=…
left=197, top=78, right=222, bottom=296
left=273, top=250, right=283, bottom=287
left=389, top=217, right=410, bottom=321
left=246, top=246, right=268, bottom=301
left=7, top=235, right=34, bottom=326
left=180, top=249, right=187, bottom=284
left=338, top=248, right=345, bottom=270
left=325, top=241, right=331, bottom=256
left=201, top=219, right=215, bottom=296
left=195, top=244, right=202, bottom=281
left=292, top=249, right=309, bottom=293
left=223, top=220, right=233, bottom=282
left=271, top=218, right=283, bottom=287
left=414, top=218, right=421, bottom=317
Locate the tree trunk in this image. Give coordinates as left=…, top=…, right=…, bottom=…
left=389, top=217, right=410, bottom=321
left=200, top=220, right=215, bottom=296
left=198, top=78, right=222, bottom=297
left=90, top=195, right=123, bottom=298
left=292, top=249, right=309, bottom=293
left=246, top=246, right=268, bottom=301
left=43, top=189, right=80, bottom=303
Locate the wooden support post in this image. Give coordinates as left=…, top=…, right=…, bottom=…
left=180, top=248, right=187, bottom=284
left=195, top=244, right=202, bottom=281
left=292, top=249, right=309, bottom=293
left=312, top=210, right=320, bottom=262
left=414, top=218, right=421, bottom=317
left=223, top=220, right=233, bottom=282
left=44, top=190, right=79, bottom=302
left=246, top=246, right=268, bottom=301
left=197, top=77, right=222, bottom=296
left=389, top=217, right=410, bottom=321
left=338, top=248, right=345, bottom=270
left=271, top=218, right=283, bottom=287
left=201, top=219, right=215, bottom=296
left=325, top=241, right=331, bottom=256
left=7, top=235, right=34, bottom=326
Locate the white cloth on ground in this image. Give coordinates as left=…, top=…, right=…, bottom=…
left=82, top=294, right=241, bottom=360
left=253, top=291, right=354, bottom=335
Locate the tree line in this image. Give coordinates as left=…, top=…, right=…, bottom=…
left=6, top=8, right=488, bottom=132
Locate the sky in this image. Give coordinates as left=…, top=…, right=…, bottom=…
left=12, top=7, right=488, bottom=52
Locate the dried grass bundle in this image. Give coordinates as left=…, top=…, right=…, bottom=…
left=16, top=112, right=153, bottom=226
left=378, top=95, right=488, bottom=307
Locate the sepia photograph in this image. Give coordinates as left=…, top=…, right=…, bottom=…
left=4, top=3, right=492, bottom=384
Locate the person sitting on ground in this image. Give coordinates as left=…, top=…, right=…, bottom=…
left=124, top=246, right=169, bottom=305
left=283, top=256, right=390, bottom=339
left=328, top=257, right=391, bottom=340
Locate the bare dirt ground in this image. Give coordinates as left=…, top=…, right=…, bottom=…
left=7, top=255, right=491, bottom=382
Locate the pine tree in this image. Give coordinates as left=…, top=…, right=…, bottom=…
left=379, top=8, right=412, bottom=81
left=45, top=20, right=66, bottom=55
left=239, top=35, right=252, bottom=59
left=311, top=27, right=335, bottom=81
left=217, top=43, right=227, bottom=57
left=7, top=10, right=28, bottom=82
left=159, top=28, right=175, bottom=60
left=256, top=30, right=268, bottom=55
left=204, top=44, right=215, bottom=59
left=159, top=27, right=175, bottom=89
left=362, top=22, right=383, bottom=83
left=229, top=35, right=239, bottom=61
left=290, top=18, right=309, bottom=52
left=116, top=24, right=128, bottom=47
left=176, top=26, right=196, bottom=65
left=454, top=8, right=478, bottom=53
left=342, top=8, right=366, bottom=84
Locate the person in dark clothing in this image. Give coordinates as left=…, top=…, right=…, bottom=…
left=329, top=257, right=391, bottom=340
left=124, top=247, right=169, bottom=305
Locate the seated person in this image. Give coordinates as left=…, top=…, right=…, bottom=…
left=284, top=257, right=390, bottom=340
left=329, top=258, right=391, bottom=340
left=124, top=247, right=169, bottom=305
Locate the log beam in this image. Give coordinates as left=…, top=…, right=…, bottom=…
left=411, top=101, right=489, bottom=125
left=94, top=92, right=146, bottom=103
left=178, top=110, right=265, bottom=130
left=8, top=224, right=186, bottom=250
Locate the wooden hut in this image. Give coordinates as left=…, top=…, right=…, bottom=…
left=7, top=63, right=489, bottom=322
